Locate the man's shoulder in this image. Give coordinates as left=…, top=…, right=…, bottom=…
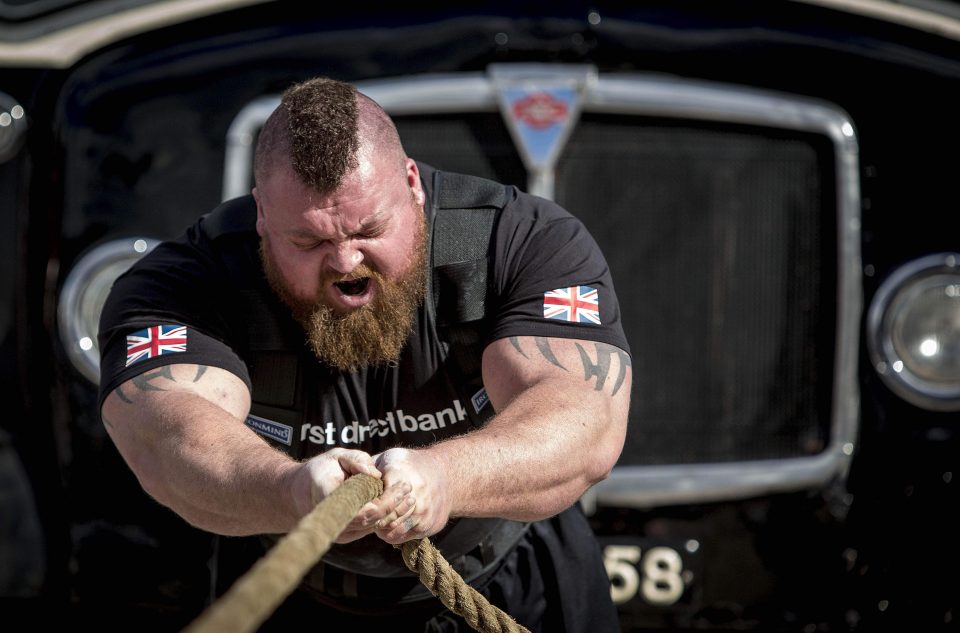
left=199, top=195, right=258, bottom=240
left=418, top=162, right=577, bottom=244
left=119, top=195, right=259, bottom=285
left=417, top=162, right=514, bottom=210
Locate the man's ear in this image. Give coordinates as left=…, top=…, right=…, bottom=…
left=405, top=159, right=425, bottom=207
left=253, top=187, right=266, bottom=236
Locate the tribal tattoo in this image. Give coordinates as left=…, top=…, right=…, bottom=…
left=115, top=364, right=210, bottom=402
left=576, top=342, right=632, bottom=394
left=508, top=336, right=631, bottom=395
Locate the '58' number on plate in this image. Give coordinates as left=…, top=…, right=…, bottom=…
left=603, top=544, right=689, bottom=606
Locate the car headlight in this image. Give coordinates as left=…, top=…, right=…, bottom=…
left=58, top=238, right=159, bottom=384
left=867, top=253, right=960, bottom=411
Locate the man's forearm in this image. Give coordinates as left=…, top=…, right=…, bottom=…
left=429, top=379, right=624, bottom=521
left=141, top=397, right=301, bottom=535
left=101, top=368, right=303, bottom=536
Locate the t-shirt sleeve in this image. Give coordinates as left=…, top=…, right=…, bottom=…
left=96, top=235, right=252, bottom=410
left=488, top=191, right=631, bottom=355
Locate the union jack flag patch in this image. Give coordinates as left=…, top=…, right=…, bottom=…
left=125, top=324, right=188, bottom=367
left=543, top=286, right=600, bottom=325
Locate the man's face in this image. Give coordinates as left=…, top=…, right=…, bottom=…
left=254, top=152, right=428, bottom=370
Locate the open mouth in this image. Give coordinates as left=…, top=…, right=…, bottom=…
left=334, top=277, right=371, bottom=296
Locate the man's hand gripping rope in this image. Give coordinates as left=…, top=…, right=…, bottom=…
left=181, top=474, right=530, bottom=633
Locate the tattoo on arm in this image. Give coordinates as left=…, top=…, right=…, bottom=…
left=106, top=365, right=211, bottom=430
left=575, top=343, right=632, bottom=395
left=508, top=336, right=566, bottom=369
left=509, top=336, right=528, bottom=359
left=131, top=366, right=176, bottom=392
left=114, top=385, right=133, bottom=404
left=129, top=364, right=211, bottom=393
left=508, top=337, right=630, bottom=393
left=534, top=337, right=567, bottom=370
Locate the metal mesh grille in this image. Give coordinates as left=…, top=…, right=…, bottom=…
left=557, top=116, right=836, bottom=464
left=396, top=112, right=838, bottom=465
left=394, top=113, right=527, bottom=190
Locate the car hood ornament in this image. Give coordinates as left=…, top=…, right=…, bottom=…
left=489, top=63, right=596, bottom=198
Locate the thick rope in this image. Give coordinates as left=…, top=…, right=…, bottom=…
left=182, top=474, right=383, bottom=633
left=181, top=473, right=530, bottom=633
left=400, top=538, right=529, bottom=633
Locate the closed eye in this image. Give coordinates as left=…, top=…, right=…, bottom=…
left=357, top=219, right=388, bottom=240
left=291, top=240, right=320, bottom=250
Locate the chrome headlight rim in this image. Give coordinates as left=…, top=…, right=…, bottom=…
left=57, top=237, right=159, bottom=384
left=867, top=252, right=960, bottom=411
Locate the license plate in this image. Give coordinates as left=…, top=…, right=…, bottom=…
left=598, top=536, right=702, bottom=611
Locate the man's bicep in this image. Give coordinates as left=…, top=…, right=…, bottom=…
left=481, top=335, right=633, bottom=410
left=102, top=363, right=251, bottom=425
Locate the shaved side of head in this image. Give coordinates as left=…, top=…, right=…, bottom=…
left=254, top=77, right=408, bottom=193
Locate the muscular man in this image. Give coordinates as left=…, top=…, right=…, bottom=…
left=98, top=76, right=631, bottom=632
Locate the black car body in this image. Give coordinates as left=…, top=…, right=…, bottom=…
left=2, top=1, right=959, bottom=630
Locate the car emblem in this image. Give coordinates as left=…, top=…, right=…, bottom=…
left=512, top=92, right=569, bottom=129
left=489, top=64, right=595, bottom=197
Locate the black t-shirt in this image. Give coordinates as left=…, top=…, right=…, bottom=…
left=99, top=164, right=629, bottom=449
left=97, top=163, right=629, bottom=584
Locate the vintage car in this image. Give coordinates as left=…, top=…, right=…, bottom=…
left=2, top=0, right=959, bottom=630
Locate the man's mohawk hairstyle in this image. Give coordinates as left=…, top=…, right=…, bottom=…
left=281, top=77, right=359, bottom=192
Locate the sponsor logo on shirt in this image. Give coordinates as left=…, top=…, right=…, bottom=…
left=471, top=388, right=490, bottom=414
left=300, top=399, right=469, bottom=446
left=125, top=324, right=188, bottom=366
left=245, top=414, right=293, bottom=446
left=543, top=285, right=600, bottom=324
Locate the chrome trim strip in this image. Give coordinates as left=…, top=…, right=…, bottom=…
left=222, top=95, right=278, bottom=201
left=0, top=0, right=274, bottom=68
left=221, top=75, right=497, bottom=200
left=222, top=67, right=863, bottom=508
left=788, top=0, right=960, bottom=40
left=581, top=450, right=852, bottom=512
left=6, top=0, right=960, bottom=68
